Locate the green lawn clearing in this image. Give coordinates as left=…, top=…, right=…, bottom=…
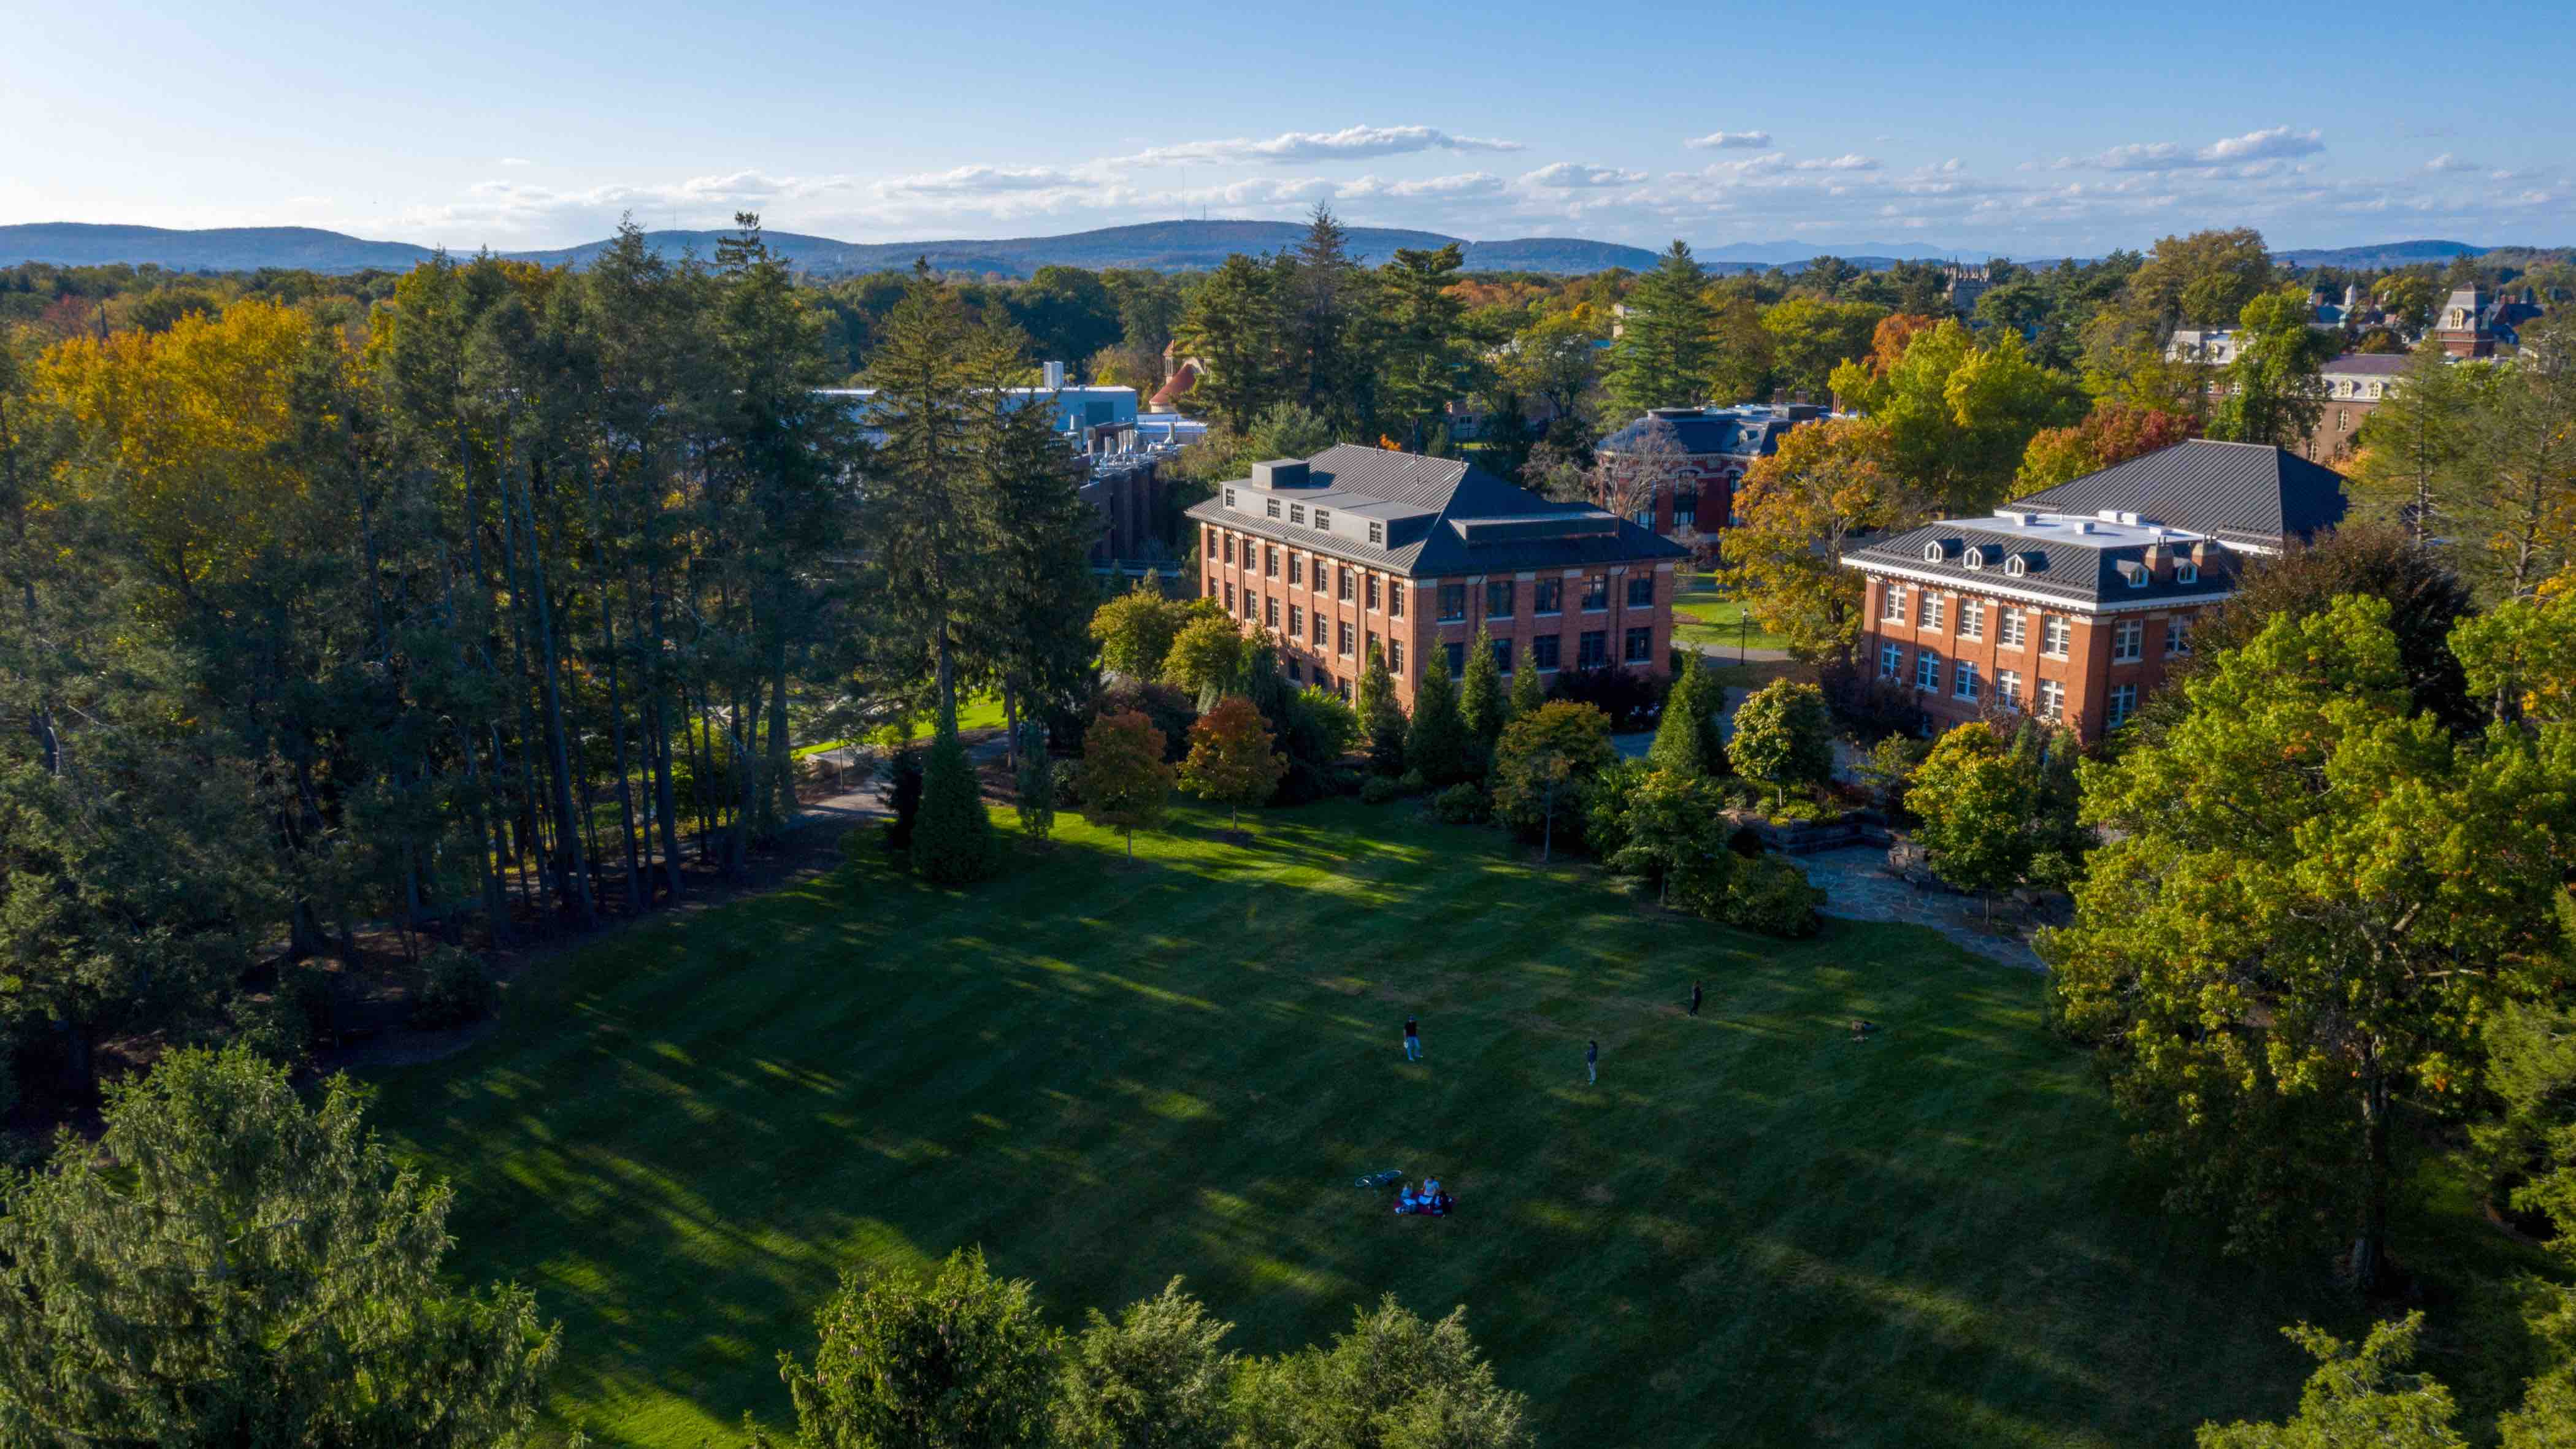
left=372, top=798, right=2446, bottom=1447
left=1674, top=573, right=1792, bottom=655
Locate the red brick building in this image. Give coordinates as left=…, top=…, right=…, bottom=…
left=1186, top=445, right=1688, bottom=709
left=1842, top=441, right=2347, bottom=741
left=1594, top=404, right=1819, bottom=544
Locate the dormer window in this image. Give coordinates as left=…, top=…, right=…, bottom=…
left=2004, top=555, right=2028, bottom=578
left=1289, top=505, right=1305, bottom=524
left=1223, top=488, right=1235, bottom=508
left=1922, top=541, right=1945, bottom=563
left=2120, top=560, right=2148, bottom=589
left=1314, top=508, right=1331, bottom=530
left=1367, top=521, right=1384, bottom=545
left=2175, top=560, right=2198, bottom=584
left=1961, top=546, right=1986, bottom=571
left=1266, top=498, right=1281, bottom=519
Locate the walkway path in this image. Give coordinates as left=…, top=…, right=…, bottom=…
left=1798, top=845, right=2045, bottom=971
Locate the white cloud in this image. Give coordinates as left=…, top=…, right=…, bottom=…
left=1110, top=124, right=1522, bottom=167
left=1340, top=171, right=1508, bottom=200
left=1522, top=162, right=1646, bottom=189
left=2425, top=152, right=2480, bottom=173
left=1684, top=130, right=1772, bottom=150
left=2201, top=126, right=2323, bottom=162
left=498, top=157, right=533, bottom=167
left=880, top=164, right=1080, bottom=196
left=1792, top=153, right=1880, bottom=172
left=2063, top=126, right=2326, bottom=173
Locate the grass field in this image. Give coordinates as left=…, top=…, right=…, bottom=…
left=370, top=798, right=2495, bottom=1446
left=1674, top=573, right=1792, bottom=655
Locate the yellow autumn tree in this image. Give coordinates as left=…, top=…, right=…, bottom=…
left=1722, top=417, right=1920, bottom=662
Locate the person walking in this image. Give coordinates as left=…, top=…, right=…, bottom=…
left=1403, top=1015, right=1422, bottom=1061
left=1585, top=1038, right=1599, bottom=1085
left=1689, top=981, right=1703, bottom=1017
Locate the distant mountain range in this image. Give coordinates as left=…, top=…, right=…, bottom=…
left=0, top=220, right=2538, bottom=280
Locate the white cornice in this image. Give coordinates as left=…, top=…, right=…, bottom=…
left=1841, top=555, right=2234, bottom=615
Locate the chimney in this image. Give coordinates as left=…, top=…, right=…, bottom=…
left=1042, top=360, right=1066, bottom=390
left=2190, top=540, right=2213, bottom=568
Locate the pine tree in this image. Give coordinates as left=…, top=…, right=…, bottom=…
left=1459, top=625, right=1508, bottom=771
left=1509, top=655, right=1546, bottom=721
left=1405, top=658, right=1474, bottom=787
left=1647, top=651, right=1726, bottom=778
left=911, top=725, right=999, bottom=884
left=1606, top=240, right=1715, bottom=416
left=1355, top=642, right=1407, bottom=776
left=1013, top=720, right=1056, bottom=844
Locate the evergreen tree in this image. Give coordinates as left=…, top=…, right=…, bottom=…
left=1646, top=651, right=1725, bottom=778
left=1405, top=657, right=1474, bottom=787
left=1459, top=625, right=1508, bottom=770
left=1284, top=204, right=1369, bottom=435
left=0, top=1047, right=558, bottom=1447
left=1176, top=254, right=1287, bottom=432
left=1054, top=1279, right=1238, bottom=1449
left=1013, top=720, right=1056, bottom=844
left=1509, top=653, right=1546, bottom=720
left=1378, top=244, right=1477, bottom=451
left=1355, top=641, right=1407, bottom=776
left=775, top=1248, right=1060, bottom=1449
left=912, top=725, right=1000, bottom=885
left=2347, top=341, right=2480, bottom=546
left=1606, top=241, right=1715, bottom=416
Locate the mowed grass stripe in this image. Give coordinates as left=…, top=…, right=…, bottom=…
left=373, top=798, right=2360, bottom=1447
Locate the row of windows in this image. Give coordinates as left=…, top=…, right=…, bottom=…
left=1879, top=646, right=2141, bottom=728
left=1882, top=589, right=2193, bottom=660
left=1434, top=574, right=1650, bottom=623
left=1209, top=537, right=1407, bottom=617
left=1441, top=628, right=1652, bottom=677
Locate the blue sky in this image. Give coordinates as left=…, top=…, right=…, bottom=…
left=7, top=0, right=2572, bottom=255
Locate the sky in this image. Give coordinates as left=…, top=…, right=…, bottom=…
left=6, top=0, right=2574, bottom=258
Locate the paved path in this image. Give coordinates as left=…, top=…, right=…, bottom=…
left=1798, top=845, right=2045, bottom=971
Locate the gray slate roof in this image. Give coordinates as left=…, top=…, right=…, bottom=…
left=2323, top=352, right=2410, bottom=378
left=1185, top=444, right=1686, bottom=578
left=1846, top=519, right=2241, bottom=608
left=2004, top=440, right=2345, bottom=550
left=1597, top=408, right=1799, bottom=459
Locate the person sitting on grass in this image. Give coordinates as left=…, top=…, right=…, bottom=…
left=1397, top=1182, right=1420, bottom=1213
left=1850, top=1019, right=1877, bottom=1041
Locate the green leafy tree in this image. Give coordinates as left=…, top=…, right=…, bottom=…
left=1378, top=243, right=1477, bottom=450
left=1723, top=418, right=1919, bottom=662
left=1727, top=679, right=1834, bottom=809
left=1830, top=319, right=2085, bottom=514
left=1013, top=720, right=1056, bottom=844
left=1090, top=583, right=1188, bottom=682
left=1054, top=1279, right=1237, bottom=1449
left=1077, top=709, right=1175, bottom=858
left=2346, top=342, right=2482, bottom=546
left=2015, top=403, right=2193, bottom=492
left=0, top=1046, right=558, bottom=1448
left=1501, top=309, right=1606, bottom=429
left=1508, top=654, right=1546, bottom=720
left=1232, top=1297, right=1533, bottom=1449
left=1606, top=241, right=1715, bottom=416
left=1179, top=695, right=1289, bottom=832
left=2209, top=286, right=2337, bottom=448
left=2196, top=1315, right=2464, bottom=1449
left=1906, top=723, right=2034, bottom=918
left=1647, top=651, right=1727, bottom=778
left=774, top=1247, right=1061, bottom=1449
left=2456, top=586, right=2576, bottom=725
left=1355, top=642, right=1407, bottom=776
left=2045, top=596, right=2574, bottom=1286
left=1760, top=296, right=1887, bottom=401
left=1491, top=700, right=1618, bottom=862
left=913, top=725, right=1000, bottom=885
left=1163, top=614, right=1248, bottom=711
left=1609, top=768, right=1732, bottom=907
left=1176, top=254, right=1286, bottom=432
left=2450, top=312, right=2576, bottom=602
left=1459, top=625, right=1508, bottom=768
left=1405, top=657, right=1476, bottom=787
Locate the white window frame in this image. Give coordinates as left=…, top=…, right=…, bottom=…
left=1958, top=600, right=1984, bottom=640
left=2037, top=678, right=2066, bottom=721
left=2175, top=560, right=2199, bottom=584
left=2107, top=683, right=2137, bottom=728
left=1882, top=585, right=1907, bottom=624
left=1953, top=660, right=1980, bottom=700
left=1996, top=670, right=2023, bottom=709
left=2000, top=610, right=2026, bottom=649
left=2112, top=619, right=2142, bottom=663
left=2042, top=616, right=2072, bottom=659
left=1922, top=594, right=1945, bottom=631
left=2165, top=617, right=2191, bottom=656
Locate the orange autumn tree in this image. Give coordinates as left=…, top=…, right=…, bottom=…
left=1078, top=709, right=1175, bottom=858
left=1178, top=695, right=1287, bottom=833
left=1723, top=418, right=1920, bottom=662
left=2017, top=402, right=2197, bottom=491
left=1863, top=312, right=1943, bottom=377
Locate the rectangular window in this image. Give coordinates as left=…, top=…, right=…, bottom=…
left=1581, top=574, right=1609, bottom=611
left=1266, top=497, right=1281, bottom=519
left=1996, top=669, right=2023, bottom=709
left=1289, top=505, right=1305, bottom=524
left=1674, top=495, right=1697, bottom=529
left=1338, top=622, right=1354, bottom=657
left=1624, top=627, right=1652, bottom=663
left=1882, top=586, right=1907, bottom=624
left=1915, top=650, right=1940, bottom=690
left=1223, top=487, right=1235, bottom=508
left=1389, top=642, right=1405, bottom=675
left=1438, top=584, right=1467, bottom=621
left=2107, top=683, right=2137, bottom=727
left=1880, top=643, right=1903, bottom=679
left=1366, top=575, right=1381, bottom=610
left=2042, top=616, right=2071, bottom=658
left=1335, top=566, right=1351, bottom=602
left=1368, top=521, right=1384, bottom=545
left=1390, top=584, right=1404, bottom=619
left=1264, top=546, right=1278, bottom=578
left=1289, top=554, right=1303, bottom=585
left=1243, top=591, right=1256, bottom=620
left=1311, top=613, right=1327, bottom=646
left=1224, top=582, right=1235, bottom=611
left=1314, top=508, right=1332, bottom=530
left=1445, top=641, right=1466, bottom=678
left=1338, top=677, right=1351, bottom=702
left=1490, top=637, right=1514, bottom=673
left=1627, top=575, right=1654, bottom=608
left=1487, top=580, right=1515, bottom=618
left=2112, top=619, right=2142, bottom=662
left=1287, top=659, right=1302, bottom=682
left=1953, top=661, right=1980, bottom=700
left=1222, top=535, right=1235, bottom=565
left=1579, top=630, right=1608, bottom=668
left=1265, top=597, right=1279, bottom=627
left=2000, top=610, right=2026, bottom=648
left=2038, top=678, right=2066, bottom=721
left=1532, top=634, right=1561, bottom=670
left=1922, top=594, right=1945, bottom=631
left=1535, top=578, right=1563, bottom=614
left=1958, top=600, right=1984, bottom=640
left=1289, top=605, right=1303, bottom=636
left=2166, top=617, right=2191, bottom=656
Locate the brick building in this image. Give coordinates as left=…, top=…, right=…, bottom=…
left=1186, top=445, right=1689, bottom=709
left=1842, top=441, right=2346, bottom=741
left=1593, top=403, right=1820, bottom=544
left=2304, top=352, right=2410, bottom=462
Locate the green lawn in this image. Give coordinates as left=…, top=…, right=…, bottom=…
left=374, top=799, right=2411, bottom=1447
left=1674, top=573, right=1792, bottom=654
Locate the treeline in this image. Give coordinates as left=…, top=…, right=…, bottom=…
left=0, top=217, right=1100, bottom=1113
left=0, top=1043, right=1531, bottom=1448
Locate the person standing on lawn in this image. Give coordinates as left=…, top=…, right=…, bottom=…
left=1403, top=1015, right=1422, bottom=1061
left=1689, top=981, right=1703, bottom=1017
left=1585, top=1038, right=1599, bottom=1085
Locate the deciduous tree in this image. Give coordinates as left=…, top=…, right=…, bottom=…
left=1727, top=679, right=1834, bottom=809
left=1179, top=695, right=1288, bottom=832
left=1906, top=722, right=2034, bottom=918
left=1054, top=1279, right=1237, bottom=1449
left=1725, top=419, right=1917, bottom=661
left=774, top=1247, right=1060, bottom=1449
left=2209, top=286, right=2336, bottom=448
left=1077, top=709, right=1175, bottom=858
left=1491, top=700, right=1617, bottom=862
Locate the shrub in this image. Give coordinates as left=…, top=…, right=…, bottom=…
left=1584, top=759, right=1651, bottom=863
left=1725, top=854, right=1827, bottom=938
left=1013, top=721, right=1056, bottom=843
left=411, top=947, right=499, bottom=1030
left=882, top=746, right=926, bottom=851
left=1084, top=681, right=1197, bottom=763
left=1547, top=664, right=1663, bottom=732
left=1359, top=775, right=1403, bottom=806
left=1433, top=782, right=1490, bottom=824
left=912, top=728, right=1000, bottom=885
left=1397, top=768, right=1428, bottom=795
left=1817, top=656, right=1925, bottom=741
